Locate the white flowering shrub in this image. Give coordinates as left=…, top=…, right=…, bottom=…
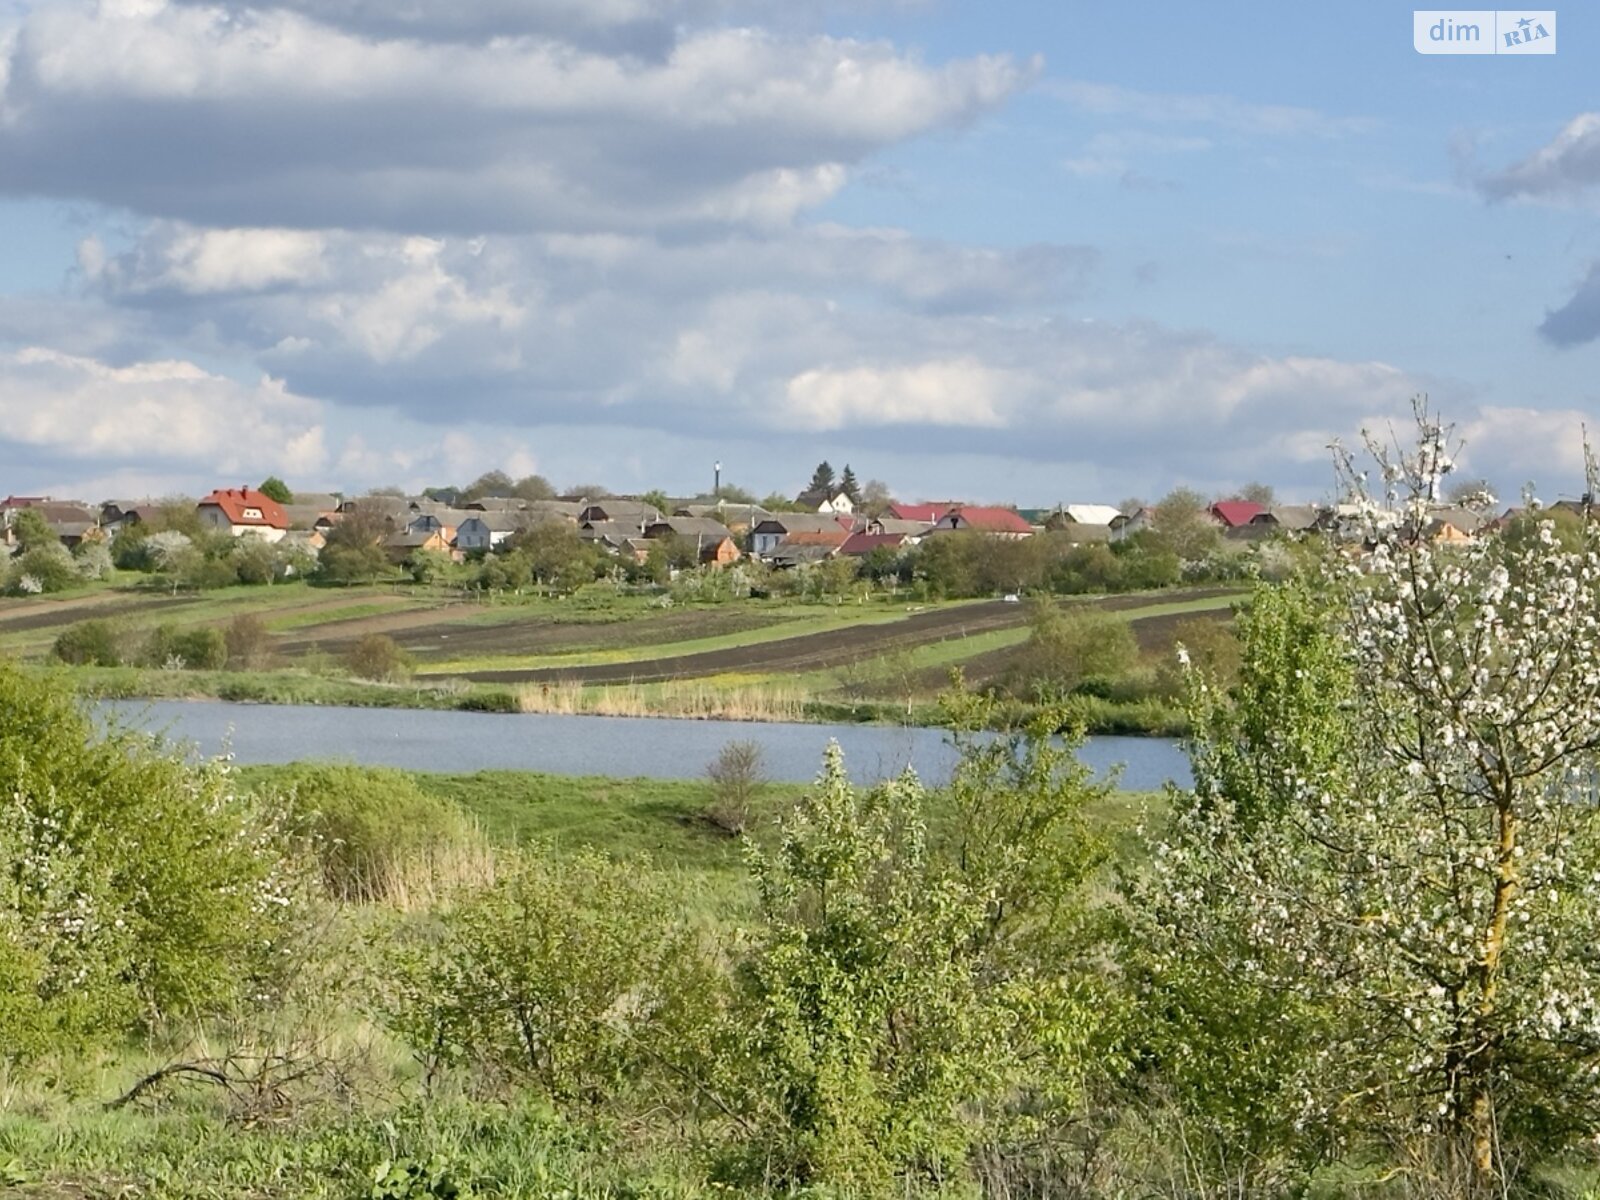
left=1132, top=411, right=1600, bottom=1188
left=0, top=660, right=306, bottom=1061
left=72, top=540, right=114, bottom=581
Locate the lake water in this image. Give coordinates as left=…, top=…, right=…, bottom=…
left=100, top=701, right=1192, bottom=791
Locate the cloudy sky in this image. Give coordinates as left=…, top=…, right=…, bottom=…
left=0, top=0, right=1596, bottom=505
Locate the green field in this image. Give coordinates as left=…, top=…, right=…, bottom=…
left=0, top=578, right=1244, bottom=732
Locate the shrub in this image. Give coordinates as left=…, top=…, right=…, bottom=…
left=276, top=765, right=477, bottom=902
left=703, top=739, right=768, bottom=835
left=225, top=612, right=275, bottom=669
left=73, top=540, right=114, bottom=581
left=143, top=623, right=228, bottom=670
left=53, top=618, right=125, bottom=666
left=0, top=661, right=303, bottom=1062
left=384, top=849, right=710, bottom=1105
left=345, top=633, right=412, bottom=681
left=7, top=543, right=77, bottom=594
left=1016, top=602, right=1139, bottom=699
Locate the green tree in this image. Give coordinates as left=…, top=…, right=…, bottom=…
left=7, top=507, right=56, bottom=552
left=1134, top=416, right=1600, bottom=1188
left=1236, top=480, right=1275, bottom=506
left=318, top=506, right=391, bottom=584
left=1150, top=486, right=1221, bottom=563
left=805, top=461, right=835, bottom=495
left=511, top=474, right=556, bottom=502
left=859, top=478, right=894, bottom=518
left=0, top=661, right=302, bottom=1062
left=257, top=476, right=293, bottom=504
left=732, top=718, right=1110, bottom=1189
left=1019, top=601, right=1138, bottom=698
left=839, top=464, right=860, bottom=503
left=462, top=470, right=515, bottom=502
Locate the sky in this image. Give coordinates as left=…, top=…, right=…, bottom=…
left=0, top=0, right=1596, bottom=506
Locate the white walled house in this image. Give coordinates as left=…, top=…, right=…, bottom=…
left=196, top=488, right=289, bottom=542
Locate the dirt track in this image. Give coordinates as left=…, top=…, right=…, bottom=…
left=445, top=590, right=1242, bottom=687
left=0, top=594, right=199, bottom=633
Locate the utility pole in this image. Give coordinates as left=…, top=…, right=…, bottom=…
left=714, top=460, right=722, bottom=500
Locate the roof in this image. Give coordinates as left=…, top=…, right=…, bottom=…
left=796, top=487, right=851, bottom=510
left=940, top=506, right=1033, bottom=534
left=0, top=496, right=51, bottom=508
left=27, top=501, right=98, bottom=526
left=1209, top=500, right=1266, bottom=528
left=1251, top=504, right=1323, bottom=531
left=888, top=502, right=949, bottom=523
left=199, top=488, right=289, bottom=529
left=283, top=502, right=341, bottom=529
left=1058, top=503, right=1122, bottom=526
left=645, top=517, right=735, bottom=541
left=780, top=530, right=850, bottom=549
left=752, top=514, right=854, bottom=535
left=840, top=531, right=908, bottom=555
left=459, top=511, right=526, bottom=533
left=579, top=500, right=661, bottom=522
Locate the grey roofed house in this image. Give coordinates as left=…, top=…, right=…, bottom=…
left=644, top=516, right=735, bottom=542
left=674, top=502, right=774, bottom=529
left=463, top=497, right=528, bottom=512
left=282, top=502, right=340, bottom=530
left=522, top=499, right=585, bottom=522
left=578, top=500, right=662, bottom=529
left=768, top=542, right=840, bottom=569
left=1249, top=504, right=1325, bottom=532
left=578, top=520, right=640, bottom=548
left=455, top=511, right=527, bottom=551
left=287, top=491, right=342, bottom=511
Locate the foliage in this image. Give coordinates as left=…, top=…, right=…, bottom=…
left=1149, top=487, right=1222, bottom=563
left=225, top=612, right=275, bottom=669
left=729, top=715, right=1111, bottom=1190
left=8, top=506, right=57, bottom=551
left=320, top=507, right=393, bottom=584
left=0, top=661, right=303, bottom=1062
left=73, top=539, right=114, bottom=581
left=143, top=623, right=229, bottom=670
left=805, top=461, right=835, bottom=496
left=1018, top=601, right=1139, bottom=698
left=53, top=618, right=126, bottom=666
left=345, top=633, right=413, bottom=681
left=384, top=849, right=712, bottom=1107
left=1133, top=411, right=1600, bottom=1188
left=839, top=464, right=861, bottom=503
left=703, top=739, right=768, bottom=835
left=7, top=542, right=78, bottom=593
left=273, top=764, right=478, bottom=902
left=258, top=476, right=294, bottom=504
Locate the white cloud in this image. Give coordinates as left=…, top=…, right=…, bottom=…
left=1042, top=79, right=1371, bottom=138
left=0, top=1, right=1031, bottom=233
left=785, top=359, right=1015, bottom=430
left=0, top=346, right=328, bottom=472
left=1478, top=112, right=1600, bottom=201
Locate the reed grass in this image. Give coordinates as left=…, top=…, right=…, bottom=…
left=515, top=679, right=808, bottom=722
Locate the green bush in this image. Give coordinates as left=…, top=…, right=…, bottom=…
left=384, top=849, right=712, bottom=1105
left=224, top=612, right=274, bottom=669
left=0, top=661, right=304, bottom=1062
left=1016, top=602, right=1139, bottom=699
left=344, top=633, right=412, bottom=681
left=143, top=623, right=228, bottom=670
left=53, top=619, right=125, bottom=666
left=274, top=764, right=477, bottom=902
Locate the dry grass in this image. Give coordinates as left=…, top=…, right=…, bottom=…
left=514, top=679, right=808, bottom=722
left=368, top=836, right=503, bottom=912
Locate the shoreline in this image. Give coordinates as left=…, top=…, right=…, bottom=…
left=65, top=664, right=1190, bottom=737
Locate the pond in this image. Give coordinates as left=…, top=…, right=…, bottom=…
left=101, top=701, right=1193, bottom=791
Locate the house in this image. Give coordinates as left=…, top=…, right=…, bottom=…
left=1247, top=505, right=1326, bottom=534
left=769, top=531, right=850, bottom=569
left=522, top=500, right=586, bottom=524
left=930, top=505, right=1034, bottom=539
left=1421, top=507, right=1490, bottom=545
left=1208, top=500, right=1267, bottom=529
left=100, top=501, right=164, bottom=536
left=1044, top=503, right=1123, bottom=528
left=405, top=508, right=470, bottom=544
left=750, top=513, right=854, bottom=557
left=463, top=497, right=528, bottom=513
left=337, top=495, right=413, bottom=530
left=1109, top=507, right=1154, bottom=542
left=197, top=487, right=289, bottom=541
left=578, top=500, right=662, bottom=531
left=795, top=488, right=854, bottom=515
left=3, top=500, right=103, bottom=549
left=674, top=502, right=773, bottom=533
left=282, top=501, right=342, bottom=531
left=455, top=512, right=526, bottom=551
left=839, top=530, right=909, bottom=557
left=887, top=502, right=949, bottom=524
left=643, top=517, right=741, bottom=566
left=385, top=529, right=449, bottom=564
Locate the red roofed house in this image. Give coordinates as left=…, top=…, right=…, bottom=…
left=931, top=505, right=1034, bottom=539
left=1209, top=500, right=1266, bottom=529
left=198, top=487, right=290, bottom=542
left=840, top=531, right=909, bottom=557
left=888, top=502, right=950, bottom=524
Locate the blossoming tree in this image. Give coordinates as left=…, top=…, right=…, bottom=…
left=1136, top=405, right=1600, bottom=1188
